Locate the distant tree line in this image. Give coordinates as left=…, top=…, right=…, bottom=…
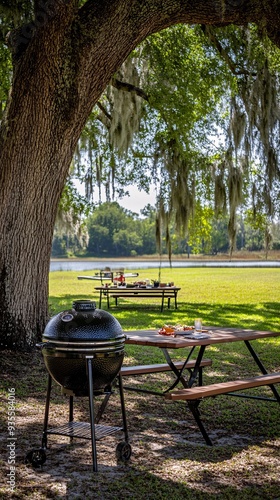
left=52, top=201, right=280, bottom=258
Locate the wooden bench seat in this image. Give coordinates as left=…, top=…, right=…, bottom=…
left=120, top=358, right=212, bottom=376
left=165, top=372, right=280, bottom=446
left=112, top=293, right=175, bottom=300
left=112, top=293, right=176, bottom=297
left=111, top=292, right=177, bottom=311
left=165, top=372, right=280, bottom=401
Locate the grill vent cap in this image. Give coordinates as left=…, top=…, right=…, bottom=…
left=72, top=300, right=96, bottom=311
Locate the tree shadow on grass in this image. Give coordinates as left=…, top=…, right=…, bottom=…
left=1, top=296, right=279, bottom=498
left=1, top=346, right=279, bottom=499
left=48, top=292, right=280, bottom=331
left=9, top=411, right=280, bottom=500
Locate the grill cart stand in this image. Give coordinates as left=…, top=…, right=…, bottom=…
left=26, top=357, right=131, bottom=472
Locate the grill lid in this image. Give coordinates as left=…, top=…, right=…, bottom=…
left=43, top=300, right=124, bottom=342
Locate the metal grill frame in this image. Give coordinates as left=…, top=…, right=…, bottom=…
left=40, top=357, right=130, bottom=471
left=46, top=422, right=124, bottom=441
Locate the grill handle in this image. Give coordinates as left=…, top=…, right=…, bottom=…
left=36, top=342, right=57, bottom=351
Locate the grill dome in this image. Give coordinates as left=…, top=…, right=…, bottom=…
left=41, top=300, right=125, bottom=396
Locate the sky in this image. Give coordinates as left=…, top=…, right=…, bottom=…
left=117, top=185, right=156, bottom=214
left=75, top=179, right=156, bottom=215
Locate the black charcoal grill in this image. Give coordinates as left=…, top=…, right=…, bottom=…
left=26, top=300, right=131, bottom=471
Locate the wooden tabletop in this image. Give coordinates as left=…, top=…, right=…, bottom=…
left=124, top=327, right=280, bottom=348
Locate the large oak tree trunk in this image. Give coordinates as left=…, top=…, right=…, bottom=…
left=0, top=0, right=279, bottom=349
left=0, top=74, right=77, bottom=348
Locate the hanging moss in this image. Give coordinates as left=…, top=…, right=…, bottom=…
left=230, top=98, right=246, bottom=150
left=228, top=166, right=243, bottom=208
left=71, top=24, right=279, bottom=259
left=107, top=57, right=145, bottom=154
left=228, top=212, right=237, bottom=259
left=214, top=168, right=227, bottom=216
left=264, top=224, right=273, bottom=259
left=204, top=25, right=279, bottom=236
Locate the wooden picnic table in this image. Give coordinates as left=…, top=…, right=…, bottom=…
left=94, top=285, right=181, bottom=311
left=123, top=327, right=280, bottom=445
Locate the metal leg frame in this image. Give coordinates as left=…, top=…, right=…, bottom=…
left=38, top=361, right=129, bottom=473
left=244, top=340, right=280, bottom=402
left=121, top=346, right=207, bottom=396
left=163, top=345, right=213, bottom=446
left=161, top=291, right=178, bottom=312
left=187, top=345, right=207, bottom=388
left=94, top=392, right=112, bottom=423
left=42, top=374, right=52, bottom=448
left=161, top=347, right=193, bottom=392
left=187, top=400, right=213, bottom=446
left=94, top=375, right=129, bottom=437
left=98, top=289, right=110, bottom=309
left=118, top=374, right=129, bottom=442
left=87, top=358, right=98, bottom=472
left=69, top=395, right=74, bottom=443
left=186, top=341, right=280, bottom=445
left=120, top=344, right=213, bottom=445
left=161, top=345, right=207, bottom=393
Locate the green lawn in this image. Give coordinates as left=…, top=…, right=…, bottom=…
left=49, top=266, right=280, bottom=373
left=49, top=267, right=280, bottom=332
left=0, top=267, right=279, bottom=498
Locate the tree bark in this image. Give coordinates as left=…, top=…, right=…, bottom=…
left=0, top=0, right=279, bottom=349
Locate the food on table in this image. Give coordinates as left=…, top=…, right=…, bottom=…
left=158, top=326, right=175, bottom=336
left=158, top=324, right=195, bottom=335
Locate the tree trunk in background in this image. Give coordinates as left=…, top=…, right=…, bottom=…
left=0, top=0, right=279, bottom=349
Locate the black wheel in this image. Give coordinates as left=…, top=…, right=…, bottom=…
left=25, top=448, right=47, bottom=468
left=116, top=441, right=132, bottom=462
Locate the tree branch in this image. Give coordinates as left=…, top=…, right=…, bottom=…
left=111, top=77, right=149, bottom=101
left=202, top=25, right=239, bottom=75
left=96, top=101, right=112, bottom=121
left=80, top=0, right=280, bottom=51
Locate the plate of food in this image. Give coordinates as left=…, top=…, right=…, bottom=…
left=158, top=324, right=195, bottom=336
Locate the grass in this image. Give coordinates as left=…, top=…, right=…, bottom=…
left=49, top=267, right=280, bottom=328
left=0, top=267, right=279, bottom=498
left=49, top=267, right=280, bottom=366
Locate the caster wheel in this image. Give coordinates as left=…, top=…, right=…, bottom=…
left=25, top=448, right=47, bottom=468
left=116, top=441, right=132, bottom=462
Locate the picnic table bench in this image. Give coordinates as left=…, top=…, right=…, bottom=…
left=94, top=358, right=212, bottom=422
left=120, top=358, right=212, bottom=387
left=95, top=286, right=181, bottom=311
left=165, top=372, right=280, bottom=400
left=165, top=372, right=280, bottom=445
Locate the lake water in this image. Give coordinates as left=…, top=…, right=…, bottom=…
left=50, top=259, right=280, bottom=271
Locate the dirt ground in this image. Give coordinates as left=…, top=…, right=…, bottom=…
left=1, top=351, right=280, bottom=499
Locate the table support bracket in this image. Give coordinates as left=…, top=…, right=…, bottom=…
left=161, top=347, right=195, bottom=392
left=244, top=340, right=280, bottom=402
left=187, top=400, right=213, bottom=446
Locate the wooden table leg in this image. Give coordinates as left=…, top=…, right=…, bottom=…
left=161, top=291, right=164, bottom=312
